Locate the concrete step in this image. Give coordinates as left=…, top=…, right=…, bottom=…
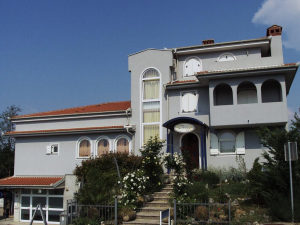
left=160, top=188, right=172, bottom=193
left=153, top=191, right=171, bottom=197
left=136, top=211, right=160, bottom=220
left=137, top=206, right=169, bottom=212
left=153, top=196, right=170, bottom=202
left=123, top=218, right=168, bottom=225
left=145, top=201, right=170, bottom=207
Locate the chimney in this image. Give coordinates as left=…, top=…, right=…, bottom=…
left=267, top=25, right=282, bottom=36
left=202, top=39, right=214, bottom=45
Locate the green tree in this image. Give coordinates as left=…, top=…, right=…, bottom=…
left=0, top=105, right=21, bottom=178
left=248, top=111, right=300, bottom=221
left=74, top=153, right=142, bottom=204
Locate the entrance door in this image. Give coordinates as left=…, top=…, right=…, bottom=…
left=181, top=133, right=200, bottom=170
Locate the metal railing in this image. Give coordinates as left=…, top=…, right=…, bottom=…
left=173, top=199, right=231, bottom=225
left=66, top=197, right=118, bottom=225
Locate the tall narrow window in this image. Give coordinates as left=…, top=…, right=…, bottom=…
left=97, top=139, right=110, bottom=156
left=116, top=138, right=129, bottom=154
left=142, top=68, right=161, bottom=145
left=78, top=139, right=91, bottom=158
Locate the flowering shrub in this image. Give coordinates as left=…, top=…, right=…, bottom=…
left=120, top=169, right=149, bottom=208
left=140, top=136, right=164, bottom=192
left=162, top=152, right=186, bottom=174
left=172, top=174, right=191, bottom=201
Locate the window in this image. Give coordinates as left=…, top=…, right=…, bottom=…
left=184, top=57, right=202, bottom=76
left=237, top=82, right=257, bottom=104
left=116, top=137, right=129, bottom=154
left=97, top=139, right=110, bottom=156
left=219, top=131, right=236, bottom=153
left=218, top=53, right=236, bottom=62
left=142, top=68, right=161, bottom=145
left=20, top=189, right=64, bottom=223
left=181, top=91, right=198, bottom=113
left=78, top=139, right=91, bottom=158
left=46, top=144, right=59, bottom=155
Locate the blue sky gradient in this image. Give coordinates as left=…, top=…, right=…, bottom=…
left=0, top=0, right=299, bottom=115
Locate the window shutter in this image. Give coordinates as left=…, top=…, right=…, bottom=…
left=210, top=133, right=219, bottom=155
left=182, top=93, right=188, bottom=112
left=236, top=131, right=245, bottom=154
left=46, top=146, right=51, bottom=154
left=189, top=92, right=198, bottom=112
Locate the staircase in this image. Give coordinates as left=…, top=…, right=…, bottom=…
left=123, top=184, right=173, bottom=225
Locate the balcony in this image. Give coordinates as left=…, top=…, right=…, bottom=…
left=209, top=79, right=288, bottom=127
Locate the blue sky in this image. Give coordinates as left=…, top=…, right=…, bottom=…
left=0, top=0, right=299, bottom=116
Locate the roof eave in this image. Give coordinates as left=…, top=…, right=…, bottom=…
left=12, top=109, right=131, bottom=123
left=196, top=64, right=299, bottom=94
left=175, top=38, right=270, bottom=55
left=6, top=127, right=128, bottom=137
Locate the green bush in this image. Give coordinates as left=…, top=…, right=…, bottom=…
left=73, top=217, right=100, bottom=225
left=74, top=153, right=142, bottom=204
left=140, top=136, right=164, bottom=192
left=186, top=182, right=209, bottom=202
left=246, top=113, right=300, bottom=221
left=191, top=170, right=220, bottom=187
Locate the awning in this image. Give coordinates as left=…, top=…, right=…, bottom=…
left=0, top=176, right=64, bottom=189
left=163, top=117, right=208, bottom=131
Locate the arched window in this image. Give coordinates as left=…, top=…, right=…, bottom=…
left=219, top=131, right=235, bottom=153
left=237, top=82, right=257, bottom=104
left=116, top=137, right=129, bottom=154
left=184, top=57, right=202, bottom=76
left=261, top=79, right=282, bottom=103
left=97, top=139, right=110, bottom=156
left=214, top=83, right=233, bottom=106
left=142, top=68, right=161, bottom=145
left=218, top=53, right=236, bottom=62
left=78, top=139, right=91, bottom=158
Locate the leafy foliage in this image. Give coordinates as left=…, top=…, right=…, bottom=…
left=247, top=112, right=300, bottom=221
left=74, top=153, right=142, bottom=204
left=140, top=136, right=164, bottom=192
left=119, top=169, right=148, bottom=208
left=162, top=152, right=186, bottom=174
left=0, top=105, right=21, bottom=178
left=191, top=169, right=220, bottom=188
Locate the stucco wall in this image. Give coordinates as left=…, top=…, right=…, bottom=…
left=15, top=115, right=129, bottom=132
left=14, top=132, right=133, bottom=176
left=129, top=49, right=173, bottom=153
left=176, top=36, right=283, bottom=80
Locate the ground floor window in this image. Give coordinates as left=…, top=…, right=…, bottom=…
left=20, top=189, right=64, bottom=223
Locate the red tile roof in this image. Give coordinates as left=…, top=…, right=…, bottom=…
left=13, top=101, right=131, bottom=119
left=0, top=176, right=63, bottom=187
left=6, top=126, right=125, bottom=136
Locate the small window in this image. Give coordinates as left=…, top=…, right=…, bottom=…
left=219, top=131, right=236, bottom=153
left=78, top=139, right=91, bottom=158
left=116, top=137, right=129, bottom=154
left=218, top=53, right=236, bottom=62
left=184, top=57, right=202, bottom=76
left=51, top=144, right=58, bottom=154
left=46, top=144, right=59, bottom=155
left=181, top=91, right=198, bottom=113
left=97, top=139, right=110, bottom=156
